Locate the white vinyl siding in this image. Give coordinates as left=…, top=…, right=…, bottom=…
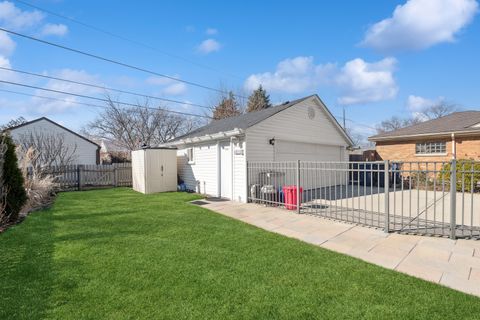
left=177, top=141, right=218, bottom=196
left=232, top=138, right=246, bottom=202
left=174, top=96, right=350, bottom=203
left=131, top=149, right=145, bottom=193
left=274, top=140, right=343, bottom=162
left=9, top=118, right=98, bottom=165
left=246, top=98, right=348, bottom=162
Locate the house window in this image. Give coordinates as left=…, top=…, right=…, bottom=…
left=415, top=141, right=446, bottom=155
left=187, top=148, right=195, bottom=164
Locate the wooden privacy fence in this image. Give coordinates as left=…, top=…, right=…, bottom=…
left=42, top=163, right=132, bottom=191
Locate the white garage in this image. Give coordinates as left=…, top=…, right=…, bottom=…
left=164, top=94, right=353, bottom=202
left=274, top=140, right=344, bottom=162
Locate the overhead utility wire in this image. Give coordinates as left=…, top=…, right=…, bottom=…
left=0, top=66, right=211, bottom=110
left=14, top=0, right=241, bottom=80
left=0, top=88, right=106, bottom=109
left=0, top=27, right=247, bottom=99
left=0, top=80, right=212, bottom=119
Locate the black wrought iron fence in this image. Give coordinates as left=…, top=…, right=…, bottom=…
left=247, top=160, right=480, bottom=240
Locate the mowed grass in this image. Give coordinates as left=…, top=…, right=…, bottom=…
left=1, top=188, right=479, bottom=319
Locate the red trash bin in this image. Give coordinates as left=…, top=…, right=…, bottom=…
left=282, top=185, right=303, bottom=210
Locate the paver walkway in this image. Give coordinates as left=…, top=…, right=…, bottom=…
left=194, top=199, right=480, bottom=297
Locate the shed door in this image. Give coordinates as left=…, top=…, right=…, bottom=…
left=219, top=141, right=232, bottom=199
left=275, top=140, right=342, bottom=161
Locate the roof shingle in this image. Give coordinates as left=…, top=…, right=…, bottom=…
left=170, top=95, right=314, bottom=142
left=369, top=111, right=480, bottom=141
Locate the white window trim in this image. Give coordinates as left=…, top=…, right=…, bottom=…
left=415, top=153, right=448, bottom=157
left=187, top=148, right=195, bottom=164
left=415, top=141, right=447, bottom=156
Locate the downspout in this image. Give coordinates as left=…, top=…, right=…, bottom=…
left=216, top=141, right=221, bottom=197
left=230, top=136, right=235, bottom=201
left=451, top=133, right=456, bottom=160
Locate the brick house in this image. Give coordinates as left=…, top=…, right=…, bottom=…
left=369, top=111, right=480, bottom=162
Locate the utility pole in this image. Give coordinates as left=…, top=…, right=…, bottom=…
left=343, top=106, right=346, bottom=129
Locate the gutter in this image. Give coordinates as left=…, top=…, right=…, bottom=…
left=369, top=129, right=480, bottom=142
left=162, top=128, right=245, bottom=147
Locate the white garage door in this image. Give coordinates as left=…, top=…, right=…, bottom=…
left=274, top=140, right=343, bottom=161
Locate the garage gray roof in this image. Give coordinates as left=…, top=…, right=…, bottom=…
left=369, top=111, right=480, bottom=141
left=171, top=95, right=315, bottom=142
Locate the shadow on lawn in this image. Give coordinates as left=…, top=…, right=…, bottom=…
left=0, top=209, right=56, bottom=319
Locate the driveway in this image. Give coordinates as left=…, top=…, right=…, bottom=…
left=195, top=198, right=480, bottom=297
left=302, top=185, right=480, bottom=237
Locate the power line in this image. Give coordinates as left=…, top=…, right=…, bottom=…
left=333, top=114, right=377, bottom=131
left=0, top=66, right=211, bottom=110
left=344, top=118, right=377, bottom=131
left=13, top=0, right=241, bottom=80
left=0, top=88, right=107, bottom=109
left=0, top=80, right=212, bottom=119
left=0, top=27, right=247, bottom=99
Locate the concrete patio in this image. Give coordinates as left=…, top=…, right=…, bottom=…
left=193, top=199, right=480, bottom=297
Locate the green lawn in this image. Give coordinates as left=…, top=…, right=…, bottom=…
left=1, top=189, right=479, bottom=319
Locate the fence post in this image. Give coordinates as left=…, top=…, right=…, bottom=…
left=77, top=165, right=84, bottom=191
left=113, top=166, right=118, bottom=187
left=384, top=160, right=390, bottom=233
left=450, top=159, right=457, bottom=240
left=296, top=159, right=301, bottom=214
left=246, top=161, right=249, bottom=203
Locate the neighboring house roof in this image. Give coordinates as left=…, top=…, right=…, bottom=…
left=89, top=137, right=129, bottom=153
left=369, top=111, right=480, bottom=142
left=168, top=94, right=353, bottom=146
left=4, top=117, right=100, bottom=148
left=100, top=139, right=129, bottom=153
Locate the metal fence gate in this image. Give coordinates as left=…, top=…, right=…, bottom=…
left=247, top=160, right=480, bottom=240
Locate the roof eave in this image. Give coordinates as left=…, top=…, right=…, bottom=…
left=369, top=129, right=480, bottom=142
left=163, top=128, right=245, bottom=147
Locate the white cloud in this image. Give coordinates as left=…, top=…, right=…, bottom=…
left=244, top=56, right=334, bottom=94
left=406, top=95, right=445, bottom=110
left=0, top=55, right=19, bottom=81
left=162, top=83, right=187, bottom=95
left=206, top=28, right=218, bottom=35
left=146, top=76, right=174, bottom=86
left=335, top=57, right=398, bottom=105
left=33, top=69, right=102, bottom=113
left=0, top=1, right=44, bottom=30
left=244, top=56, right=398, bottom=105
left=146, top=75, right=187, bottom=96
left=41, top=23, right=68, bottom=37
left=197, top=38, right=221, bottom=54
left=362, top=0, right=479, bottom=52
left=0, top=55, right=10, bottom=68
left=0, top=31, right=15, bottom=56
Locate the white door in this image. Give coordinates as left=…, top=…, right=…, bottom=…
left=219, top=141, right=232, bottom=199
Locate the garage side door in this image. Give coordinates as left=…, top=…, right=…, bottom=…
left=274, top=140, right=342, bottom=161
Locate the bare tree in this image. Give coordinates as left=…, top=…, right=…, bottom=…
left=16, top=132, right=78, bottom=169
left=420, top=103, right=458, bottom=120
left=87, top=97, right=198, bottom=150
left=376, top=116, right=423, bottom=134
left=0, top=117, right=27, bottom=131
left=376, top=103, right=459, bottom=134
left=345, top=127, right=364, bottom=147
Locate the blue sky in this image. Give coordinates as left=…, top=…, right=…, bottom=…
left=0, top=0, right=479, bottom=141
